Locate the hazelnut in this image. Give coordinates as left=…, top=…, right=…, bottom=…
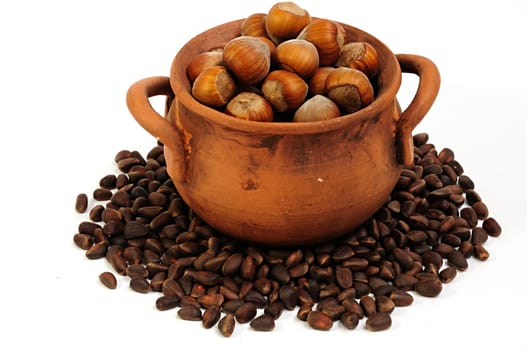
left=241, top=13, right=269, bottom=38
left=186, top=50, right=224, bottom=83
left=326, top=67, right=374, bottom=114
left=336, top=42, right=379, bottom=78
left=191, top=66, right=237, bottom=108
left=297, top=19, right=346, bottom=66
left=308, top=66, right=336, bottom=96
left=223, top=36, right=271, bottom=85
left=265, top=1, right=311, bottom=44
left=276, top=39, right=319, bottom=79
left=293, top=95, right=340, bottom=122
left=261, top=69, right=308, bottom=113
left=225, top=92, right=274, bottom=122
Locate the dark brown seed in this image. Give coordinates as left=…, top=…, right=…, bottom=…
left=115, top=150, right=132, bottom=163
left=288, top=262, right=309, bottom=278
left=320, top=304, right=345, bottom=321
left=376, top=295, right=395, bottom=313
left=442, top=233, right=462, bottom=247
left=317, top=297, right=338, bottom=312
left=99, top=271, right=117, bottom=289
left=483, top=217, right=502, bottom=237
left=465, top=189, right=481, bottom=205
left=407, top=230, right=428, bottom=244
left=264, top=301, right=284, bottom=319
left=149, top=211, right=173, bottom=231
left=244, top=290, right=267, bottom=308
left=198, top=293, right=224, bottom=308
left=117, top=157, right=141, bottom=172
left=235, top=302, right=257, bottom=323
left=99, top=174, right=117, bottom=189
left=393, top=248, right=413, bottom=270
left=102, top=220, right=124, bottom=236
left=222, top=253, right=243, bottom=276
left=178, top=306, right=202, bottom=321
left=447, top=250, right=469, bottom=271
left=188, top=271, right=220, bottom=286
left=75, top=193, right=88, bottom=213
left=202, top=306, right=221, bottom=329
left=389, top=290, right=413, bottom=307
left=439, top=266, right=457, bottom=283
left=250, top=314, right=276, bottom=331
left=78, top=221, right=102, bottom=235
left=88, top=204, right=104, bottom=222
left=297, top=303, right=312, bottom=321
left=341, top=312, right=360, bottom=330
left=424, top=173, right=443, bottom=188
left=179, top=296, right=200, bottom=309
left=439, top=215, right=456, bottom=234
left=218, top=314, right=235, bottom=337
left=278, top=285, right=298, bottom=310
left=415, top=278, right=442, bottom=297
left=458, top=175, right=474, bottom=190
left=343, top=258, right=369, bottom=271
left=130, top=277, right=150, bottom=293
left=459, top=241, right=474, bottom=258
left=73, top=233, right=93, bottom=250
left=223, top=299, right=245, bottom=314
left=137, top=206, right=164, bottom=219
left=336, top=267, right=353, bottom=289
left=85, top=241, right=107, bottom=259
left=434, top=243, right=455, bottom=258
left=155, top=295, right=181, bottom=311
left=393, top=274, right=418, bottom=291
left=270, top=263, right=290, bottom=284
left=148, top=192, right=168, bottom=206
left=471, top=227, right=488, bottom=244
left=241, top=255, right=257, bottom=281
left=219, top=285, right=240, bottom=302
left=307, top=311, right=333, bottom=331
left=408, top=179, right=426, bottom=194
left=341, top=298, right=364, bottom=318
left=123, top=221, right=149, bottom=239
left=115, top=173, right=129, bottom=189
left=360, top=296, right=377, bottom=317
left=91, top=227, right=108, bottom=244
left=365, top=312, right=392, bottom=331
left=461, top=207, right=478, bottom=227
left=421, top=250, right=443, bottom=269
left=111, top=191, right=131, bottom=207
left=413, top=132, right=429, bottom=146
left=474, top=244, right=490, bottom=261
left=472, top=201, right=489, bottom=220
left=101, top=208, right=122, bottom=223
left=93, top=188, right=113, bottom=201
left=401, top=200, right=416, bottom=217
left=108, top=253, right=127, bottom=275
left=331, top=245, right=355, bottom=261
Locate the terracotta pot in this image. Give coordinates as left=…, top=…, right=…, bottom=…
left=126, top=19, right=440, bottom=246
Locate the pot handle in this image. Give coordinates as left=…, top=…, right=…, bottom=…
left=395, top=54, right=441, bottom=166
left=126, top=76, right=187, bottom=182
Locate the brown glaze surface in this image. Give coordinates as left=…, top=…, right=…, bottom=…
left=126, top=19, right=440, bottom=246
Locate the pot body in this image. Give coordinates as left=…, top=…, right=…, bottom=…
left=170, top=97, right=402, bottom=246
left=127, top=19, right=440, bottom=246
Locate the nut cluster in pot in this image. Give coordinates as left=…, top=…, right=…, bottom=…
left=187, top=1, right=379, bottom=123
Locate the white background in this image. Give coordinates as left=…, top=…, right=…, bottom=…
left=1, top=0, right=526, bottom=348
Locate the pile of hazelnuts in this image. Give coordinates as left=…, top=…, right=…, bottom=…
left=187, top=1, right=379, bottom=123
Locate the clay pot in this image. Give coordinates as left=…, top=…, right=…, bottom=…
left=126, top=19, right=440, bottom=246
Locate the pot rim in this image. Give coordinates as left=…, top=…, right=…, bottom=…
left=170, top=18, right=402, bottom=135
